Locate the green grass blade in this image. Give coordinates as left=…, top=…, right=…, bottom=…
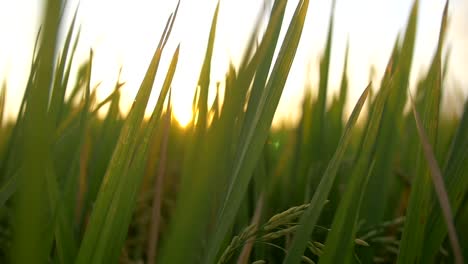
left=75, top=10, right=178, bottom=263
left=90, top=45, right=178, bottom=264
left=283, top=84, right=369, bottom=264
left=158, top=4, right=220, bottom=263
left=205, top=1, right=310, bottom=262
left=49, top=7, right=79, bottom=127
left=410, top=94, right=463, bottom=264
left=0, top=171, right=18, bottom=208
left=423, top=98, right=468, bottom=262
left=0, top=82, right=5, bottom=126
left=246, top=0, right=287, bottom=115
left=318, top=71, right=393, bottom=264
left=397, top=2, right=447, bottom=262
left=0, top=28, right=43, bottom=181
left=196, top=1, right=219, bottom=130
left=360, top=0, right=418, bottom=228
left=11, top=0, right=62, bottom=263
left=82, top=79, right=122, bottom=225
left=147, top=91, right=172, bottom=264
left=311, top=0, right=335, bottom=163
left=338, top=39, right=349, bottom=116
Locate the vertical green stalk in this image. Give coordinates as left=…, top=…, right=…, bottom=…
left=11, top=0, right=61, bottom=263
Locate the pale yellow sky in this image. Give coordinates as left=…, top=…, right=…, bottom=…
left=0, top=0, right=467, bottom=126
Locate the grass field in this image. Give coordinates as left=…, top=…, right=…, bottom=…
left=0, top=0, right=467, bottom=263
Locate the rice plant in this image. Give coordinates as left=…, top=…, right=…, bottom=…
left=0, top=0, right=466, bottom=263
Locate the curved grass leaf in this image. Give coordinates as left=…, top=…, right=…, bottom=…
left=75, top=7, right=179, bottom=263
left=11, top=0, right=62, bottom=263
left=423, top=99, right=468, bottom=262
left=283, top=84, right=369, bottom=264
left=410, top=94, right=463, bottom=264
left=397, top=2, right=448, bottom=262
left=205, top=1, right=310, bottom=262
left=318, top=71, right=394, bottom=264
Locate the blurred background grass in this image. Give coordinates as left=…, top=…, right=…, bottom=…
left=0, top=0, right=467, bottom=263
left=0, top=0, right=467, bottom=126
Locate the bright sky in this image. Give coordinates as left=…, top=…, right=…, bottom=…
left=0, top=0, right=467, bottom=126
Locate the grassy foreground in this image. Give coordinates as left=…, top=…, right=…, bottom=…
left=0, top=0, right=467, bottom=263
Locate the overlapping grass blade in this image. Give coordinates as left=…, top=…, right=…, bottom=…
left=397, top=2, right=447, bottom=262
left=75, top=6, right=179, bottom=263
left=0, top=28, right=42, bottom=183
left=11, top=0, right=62, bottom=263
left=318, top=68, right=394, bottom=264
left=49, top=8, right=79, bottom=127
left=158, top=3, right=222, bottom=263
left=410, top=94, right=463, bottom=264
left=284, top=84, right=369, bottom=264
left=83, top=79, right=123, bottom=221
left=147, top=90, right=172, bottom=264
left=205, top=1, right=310, bottom=262
left=423, top=99, right=468, bottom=262
left=311, top=0, right=334, bottom=163
left=0, top=83, right=5, bottom=126
left=360, top=0, right=418, bottom=229
left=90, top=45, right=178, bottom=264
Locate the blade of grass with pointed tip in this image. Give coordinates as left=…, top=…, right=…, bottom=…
left=91, top=81, right=124, bottom=115
left=410, top=94, right=463, bottom=264
left=310, top=0, right=335, bottom=165
left=360, top=0, right=418, bottom=229
left=0, top=82, right=5, bottom=126
left=283, top=84, right=369, bottom=264
left=147, top=91, right=172, bottom=264
left=158, top=4, right=221, bottom=263
left=205, top=1, right=310, bottom=262
left=75, top=9, right=178, bottom=263
left=397, top=2, right=447, bottom=262
left=245, top=0, right=287, bottom=116
left=196, top=1, right=219, bottom=130
left=54, top=49, right=93, bottom=263
left=423, top=98, right=468, bottom=262
left=0, top=29, right=42, bottom=182
left=11, top=0, right=62, bottom=263
left=90, top=46, right=178, bottom=264
left=49, top=7, right=79, bottom=127
left=83, top=82, right=123, bottom=223
left=318, top=72, right=393, bottom=264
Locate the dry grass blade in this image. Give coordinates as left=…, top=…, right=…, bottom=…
left=147, top=91, right=172, bottom=264
left=236, top=194, right=264, bottom=264
left=410, top=94, right=463, bottom=264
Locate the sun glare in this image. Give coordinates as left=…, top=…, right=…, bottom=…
left=172, top=102, right=193, bottom=128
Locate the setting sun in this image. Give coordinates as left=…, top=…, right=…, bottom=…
left=172, top=100, right=193, bottom=128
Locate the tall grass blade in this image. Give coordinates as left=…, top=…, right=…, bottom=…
left=318, top=71, right=394, bottom=264
left=360, top=0, right=418, bottom=227
left=410, top=93, right=463, bottom=264
left=284, top=84, right=369, bottom=264
left=147, top=91, right=172, bottom=264
left=205, top=1, right=310, bottom=262
left=157, top=4, right=220, bottom=263
left=49, top=7, right=79, bottom=127
left=397, top=2, right=447, bottom=262
left=423, top=98, right=468, bottom=262
left=75, top=9, right=179, bottom=263
left=11, top=0, right=62, bottom=263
